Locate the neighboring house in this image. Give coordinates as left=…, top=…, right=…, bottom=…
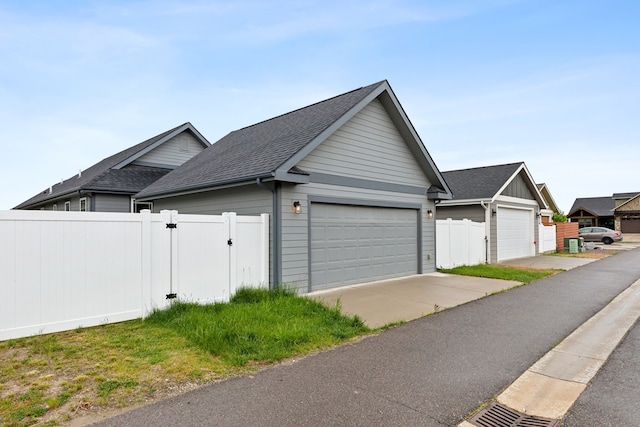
left=135, top=80, right=452, bottom=293
left=436, top=162, right=547, bottom=263
left=613, top=192, right=640, bottom=233
left=15, top=123, right=210, bottom=212
left=536, top=183, right=560, bottom=224
left=567, top=196, right=616, bottom=229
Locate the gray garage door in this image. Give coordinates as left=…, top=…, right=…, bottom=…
left=310, top=203, right=418, bottom=291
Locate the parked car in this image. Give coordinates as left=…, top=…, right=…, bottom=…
left=578, top=227, right=623, bottom=244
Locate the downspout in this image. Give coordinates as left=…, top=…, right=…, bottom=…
left=480, top=201, right=489, bottom=264
left=256, top=178, right=281, bottom=288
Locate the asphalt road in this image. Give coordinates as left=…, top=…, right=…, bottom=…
left=90, top=249, right=640, bottom=427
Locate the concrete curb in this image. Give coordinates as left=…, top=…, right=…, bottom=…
left=460, top=278, right=640, bottom=425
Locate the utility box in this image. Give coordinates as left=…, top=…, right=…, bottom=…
left=569, top=238, right=579, bottom=254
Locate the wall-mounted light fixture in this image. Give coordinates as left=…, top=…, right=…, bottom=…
left=492, top=209, right=497, bottom=216
left=426, top=209, right=433, bottom=219
left=293, top=201, right=302, bottom=214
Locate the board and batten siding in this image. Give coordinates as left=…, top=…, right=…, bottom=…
left=94, top=194, right=131, bottom=212
left=296, top=99, right=429, bottom=188
left=133, top=132, right=206, bottom=168
left=502, top=173, right=536, bottom=200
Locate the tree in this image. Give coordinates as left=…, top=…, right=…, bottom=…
left=553, top=211, right=568, bottom=223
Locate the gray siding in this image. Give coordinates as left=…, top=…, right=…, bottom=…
left=153, top=186, right=272, bottom=215
left=281, top=182, right=434, bottom=294
left=436, top=205, right=485, bottom=223
left=94, top=194, right=131, bottom=212
left=502, top=172, right=535, bottom=200
left=297, top=99, right=429, bottom=188
left=278, top=101, right=435, bottom=292
left=134, top=132, right=206, bottom=168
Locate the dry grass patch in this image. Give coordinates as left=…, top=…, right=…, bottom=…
left=0, top=288, right=368, bottom=427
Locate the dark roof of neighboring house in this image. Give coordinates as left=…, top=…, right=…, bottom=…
left=568, top=197, right=615, bottom=217
left=136, top=80, right=451, bottom=200
left=613, top=192, right=640, bottom=200
left=441, top=162, right=524, bottom=200
left=15, top=122, right=208, bottom=209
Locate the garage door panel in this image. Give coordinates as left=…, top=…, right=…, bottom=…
left=497, top=207, right=533, bottom=261
left=311, top=203, right=418, bottom=291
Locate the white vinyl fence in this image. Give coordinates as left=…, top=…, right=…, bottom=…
left=0, top=210, right=269, bottom=341
left=436, top=219, right=487, bottom=269
left=538, top=224, right=557, bottom=253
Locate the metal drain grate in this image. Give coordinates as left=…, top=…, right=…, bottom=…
left=469, top=402, right=558, bottom=427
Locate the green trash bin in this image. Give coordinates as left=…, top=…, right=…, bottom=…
left=569, top=238, right=579, bottom=254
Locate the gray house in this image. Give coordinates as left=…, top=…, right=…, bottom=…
left=15, top=123, right=210, bottom=212
left=135, top=81, right=452, bottom=292
left=437, top=162, right=547, bottom=263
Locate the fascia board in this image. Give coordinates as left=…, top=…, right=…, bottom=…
left=438, top=198, right=489, bottom=207
left=135, top=175, right=273, bottom=201
left=273, top=170, right=310, bottom=184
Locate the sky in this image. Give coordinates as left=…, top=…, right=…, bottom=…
left=1, top=0, right=638, bottom=212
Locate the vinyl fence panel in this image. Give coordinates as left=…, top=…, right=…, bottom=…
left=0, top=210, right=269, bottom=341
left=436, top=219, right=487, bottom=269
left=538, top=224, right=557, bottom=253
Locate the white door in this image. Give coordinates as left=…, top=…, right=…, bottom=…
left=497, top=207, right=534, bottom=261
left=310, top=203, right=418, bottom=291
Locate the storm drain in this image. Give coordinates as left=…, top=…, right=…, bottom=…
left=469, top=402, right=558, bottom=427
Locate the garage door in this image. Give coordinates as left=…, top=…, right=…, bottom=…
left=497, top=207, right=534, bottom=261
left=310, top=203, right=418, bottom=291
left=621, top=217, right=640, bottom=233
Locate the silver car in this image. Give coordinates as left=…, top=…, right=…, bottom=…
left=578, top=227, right=623, bottom=245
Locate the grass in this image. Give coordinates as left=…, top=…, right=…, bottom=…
left=439, top=264, right=560, bottom=284
left=0, top=287, right=369, bottom=427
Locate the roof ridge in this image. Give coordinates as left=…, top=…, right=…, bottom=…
left=229, top=81, right=386, bottom=134
left=443, top=161, right=523, bottom=174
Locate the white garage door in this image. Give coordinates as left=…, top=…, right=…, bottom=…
left=497, top=207, right=534, bottom=261
left=310, top=203, right=418, bottom=291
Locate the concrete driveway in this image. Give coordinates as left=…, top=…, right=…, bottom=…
left=310, top=255, right=595, bottom=328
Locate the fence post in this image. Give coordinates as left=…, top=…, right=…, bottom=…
left=140, top=209, right=152, bottom=317
left=260, top=213, right=270, bottom=285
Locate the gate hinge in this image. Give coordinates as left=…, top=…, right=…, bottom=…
left=166, top=293, right=177, bottom=300
left=166, top=223, right=177, bottom=229
left=227, top=238, right=233, bottom=246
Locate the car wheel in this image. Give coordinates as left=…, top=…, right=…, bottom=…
left=603, top=237, right=613, bottom=245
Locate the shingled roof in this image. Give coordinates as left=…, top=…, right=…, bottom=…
left=136, top=81, right=450, bottom=200
left=15, top=122, right=208, bottom=209
left=441, top=162, right=524, bottom=201
left=568, top=197, right=615, bottom=217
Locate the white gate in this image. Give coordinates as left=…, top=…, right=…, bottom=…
left=436, top=219, right=486, bottom=269
left=0, top=210, right=269, bottom=341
